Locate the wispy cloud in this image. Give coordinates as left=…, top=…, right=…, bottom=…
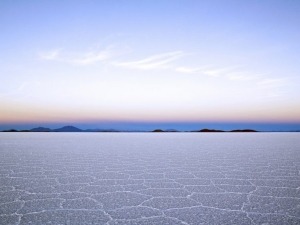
left=175, top=66, right=210, bottom=74
left=202, top=67, right=239, bottom=77
left=39, top=45, right=127, bottom=66
left=175, top=65, right=240, bottom=77
left=175, top=65, right=287, bottom=92
left=71, top=49, right=114, bottom=65
left=39, top=49, right=61, bottom=60
left=0, top=81, right=41, bottom=99
left=114, top=51, right=185, bottom=70
left=257, top=78, right=286, bottom=88
left=255, top=78, right=288, bottom=99
left=227, top=72, right=263, bottom=81
left=40, top=46, right=184, bottom=70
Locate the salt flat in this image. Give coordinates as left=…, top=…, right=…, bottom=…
left=0, top=133, right=299, bottom=225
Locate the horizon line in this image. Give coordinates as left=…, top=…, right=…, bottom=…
left=1, top=125, right=300, bottom=133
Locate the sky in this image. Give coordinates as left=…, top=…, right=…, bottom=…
left=1, top=0, right=300, bottom=131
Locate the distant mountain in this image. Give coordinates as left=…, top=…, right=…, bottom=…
left=85, top=128, right=120, bottom=132
left=30, top=127, right=52, bottom=132
left=53, top=126, right=82, bottom=132
left=152, top=129, right=180, bottom=132
left=1, top=126, right=262, bottom=132
left=165, top=129, right=179, bottom=132
left=194, top=128, right=258, bottom=132
left=230, top=129, right=257, bottom=132
left=152, top=129, right=165, bottom=132
left=99, top=129, right=120, bottom=132
left=198, top=129, right=225, bottom=132
left=3, top=129, right=18, bottom=132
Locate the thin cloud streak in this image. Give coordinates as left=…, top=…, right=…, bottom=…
left=257, top=78, right=286, bottom=88
left=175, top=65, right=289, bottom=97
left=175, top=65, right=241, bottom=77
left=0, top=81, right=41, bottom=99
left=38, top=45, right=289, bottom=100
left=113, top=51, right=185, bottom=70
left=203, top=67, right=240, bottom=77
left=176, top=65, right=265, bottom=81
left=175, top=66, right=211, bottom=74
left=39, top=46, right=127, bottom=66
left=227, top=72, right=261, bottom=81
left=39, top=49, right=61, bottom=60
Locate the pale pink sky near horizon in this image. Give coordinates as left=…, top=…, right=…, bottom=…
left=1, top=0, right=300, bottom=126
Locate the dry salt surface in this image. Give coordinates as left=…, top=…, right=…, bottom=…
left=0, top=132, right=300, bottom=225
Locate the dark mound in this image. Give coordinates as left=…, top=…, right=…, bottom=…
left=30, top=127, right=52, bottom=132
left=165, top=129, right=179, bottom=132
left=2, top=129, right=18, bottom=132
left=152, top=129, right=165, bottom=132
left=230, top=129, right=258, bottom=132
left=198, top=129, right=225, bottom=132
left=53, top=126, right=83, bottom=132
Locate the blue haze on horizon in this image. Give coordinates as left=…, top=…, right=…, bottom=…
left=1, top=0, right=300, bottom=130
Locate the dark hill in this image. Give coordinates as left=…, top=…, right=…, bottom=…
left=198, top=129, right=225, bottom=132
left=85, top=129, right=120, bottom=132
left=165, top=129, right=179, bottom=132
left=152, top=129, right=164, bottom=132
left=30, top=127, right=52, bottom=132
left=3, top=129, right=18, bottom=132
left=53, top=126, right=82, bottom=132
left=230, top=129, right=257, bottom=132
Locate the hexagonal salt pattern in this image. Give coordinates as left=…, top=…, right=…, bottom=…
left=0, top=133, right=300, bottom=224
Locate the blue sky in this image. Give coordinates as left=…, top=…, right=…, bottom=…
left=1, top=0, right=300, bottom=130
